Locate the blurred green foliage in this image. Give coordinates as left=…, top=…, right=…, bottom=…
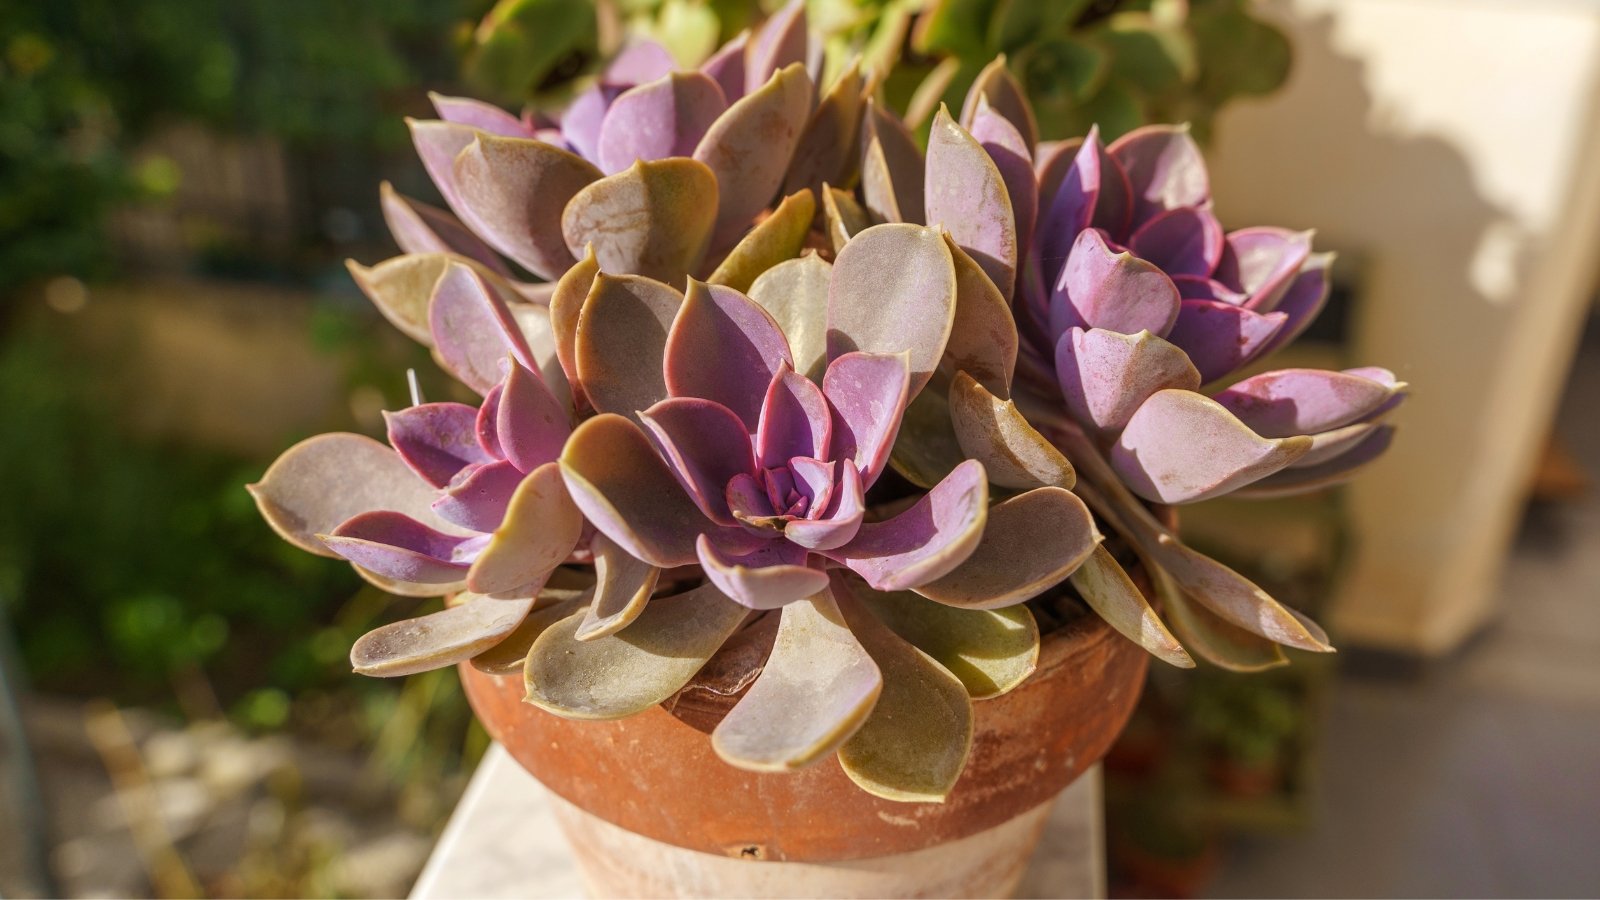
left=0, top=0, right=476, bottom=296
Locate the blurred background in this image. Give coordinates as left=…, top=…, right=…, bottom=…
left=0, top=0, right=1596, bottom=897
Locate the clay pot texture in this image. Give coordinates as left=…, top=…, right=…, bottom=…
left=460, top=601, right=1151, bottom=863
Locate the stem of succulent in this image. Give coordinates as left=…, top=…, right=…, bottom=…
left=406, top=368, right=425, bottom=406
left=1050, top=421, right=1334, bottom=653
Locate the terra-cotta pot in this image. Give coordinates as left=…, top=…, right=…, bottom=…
left=460, top=591, right=1152, bottom=898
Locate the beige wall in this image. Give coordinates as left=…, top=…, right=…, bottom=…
left=1206, top=0, right=1600, bottom=653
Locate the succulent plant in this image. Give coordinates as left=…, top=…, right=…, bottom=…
left=251, top=0, right=1401, bottom=802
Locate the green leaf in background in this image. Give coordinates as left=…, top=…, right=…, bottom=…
left=986, top=0, right=1092, bottom=55
left=464, top=0, right=599, bottom=103
left=1096, top=12, right=1198, bottom=96
left=914, top=0, right=1001, bottom=59
left=1191, top=2, right=1292, bottom=103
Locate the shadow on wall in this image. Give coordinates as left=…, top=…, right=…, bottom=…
left=1205, top=1, right=1599, bottom=652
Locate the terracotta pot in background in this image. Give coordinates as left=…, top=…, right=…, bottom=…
left=461, top=598, right=1152, bottom=898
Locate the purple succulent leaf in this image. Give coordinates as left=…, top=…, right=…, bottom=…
left=860, top=99, right=926, bottom=225
left=1038, top=129, right=1099, bottom=284
left=1164, top=299, right=1287, bottom=385
left=749, top=254, right=831, bottom=380
left=505, top=301, right=574, bottom=415
left=1053, top=327, right=1200, bottom=435
left=496, top=361, right=572, bottom=474
left=947, top=371, right=1075, bottom=490
left=915, top=487, right=1100, bottom=609
left=466, top=462, right=584, bottom=595
left=926, top=106, right=1018, bottom=299
left=249, top=433, right=474, bottom=559
left=638, top=397, right=757, bottom=524
left=1253, top=251, right=1333, bottom=356
left=561, top=83, right=626, bottom=164
left=1049, top=229, right=1181, bottom=340
left=385, top=402, right=494, bottom=489
left=745, top=0, right=808, bottom=102
left=786, top=456, right=837, bottom=518
left=1170, top=274, right=1248, bottom=305
left=352, top=594, right=536, bottom=678
left=378, top=184, right=510, bottom=277
left=694, top=62, right=814, bottom=249
left=1216, top=227, right=1314, bottom=313
left=604, top=38, right=677, bottom=83
left=475, top=383, right=504, bottom=459
left=665, top=279, right=794, bottom=430
left=432, top=459, right=526, bottom=532
left=784, top=458, right=865, bottom=551
left=969, top=97, right=1037, bottom=260
left=429, top=262, right=538, bottom=395
left=827, top=223, right=956, bottom=398
left=822, top=351, right=911, bottom=489
left=827, top=459, right=989, bottom=591
left=322, top=510, right=485, bottom=584
left=597, top=72, right=729, bottom=176
left=1127, top=205, right=1224, bottom=278
left=563, top=158, right=718, bottom=283
left=696, top=534, right=829, bottom=610
left=561, top=414, right=759, bottom=568
left=943, top=234, right=1020, bottom=398
left=408, top=120, right=486, bottom=232
left=1213, top=367, right=1403, bottom=438
left=574, top=531, right=662, bottom=641
left=758, top=363, right=833, bottom=467
left=726, top=472, right=783, bottom=534
left=1106, top=125, right=1209, bottom=225
left=700, top=30, right=748, bottom=103
left=429, top=92, right=536, bottom=138
left=1033, top=137, right=1080, bottom=207
left=1234, top=425, right=1396, bottom=498
left=573, top=273, right=683, bottom=418
left=710, top=587, right=882, bottom=770
left=1110, top=389, right=1313, bottom=504
left=783, top=62, right=863, bottom=197
left=959, top=56, right=1039, bottom=153
left=548, top=246, right=598, bottom=415
left=452, top=135, right=600, bottom=280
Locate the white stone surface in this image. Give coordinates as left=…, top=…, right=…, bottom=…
left=411, top=744, right=1105, bottom=899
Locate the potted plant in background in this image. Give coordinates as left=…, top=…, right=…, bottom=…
left=249, top=2, right=1406, bottom=895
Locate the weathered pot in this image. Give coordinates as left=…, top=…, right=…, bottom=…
left=460, top=598, right=1151, bottom=898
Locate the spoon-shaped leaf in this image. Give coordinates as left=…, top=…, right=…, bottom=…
left=1213, top=367, right=1401, bottom=438
left=695, top=62, right=814, bottom=248
left=784, top=61, right=862, bottom=196
left=467, top=462, right=583, bottom=595
left=948, top=371, right=1074, bottom=490
left=1107, top=124, right=1209, bottom=222
left=860, top=99, right=925, bottom=225
left=835, top=580, right=974, bottom=802
left=548, top=243, right=598, bottom=409
left=969, top=96, right=1038, bottom=261
left=562, top=158, right=718, bottom=283
left=596, top=72, right=729, bottom=175
left=1068, top=546, right=1192, bottom=668
left=926, top=106, right=1017, bottom=300
left=1111, top=389, right=1312, bottom=504
left=942, top=235, right=1018, bottom=398
left=821, top=185, right=870, bottom=253
left=850, top=578, right=1038, bottom=700
left=666, top=280, right=795, bottom=429
left=1153, top=569, right=1288, bottom=673
left=1053, top=327, right=1199, bottom=435
left=249, top=433, right=469, bottom=558
left=1050, top=228, right=1181, bottom=339
left=525, top=582, right=750, bottom=718
left=473, top=591, right=590, bottom=675
left=711, top=588, right=883, bottom=771
left=707, top=189, right=816, bottom=293
left=1164, top=299, right=1286, bottom=385
left=379, top=183, right=510, bottom=277
left=829, top=459, right=988, bottom=591
left=958, top=55, right=1039, bottom=152
left=574, top=273, right=683, bottom=418
left=561, top=414, right=750, bottom=568
left=749, top=254, right=831, bottom=380
left=352, top=594, right=535, bottom=677
left=346, top=254, right=449, bottom=346
left=916, top=487, right=1099, bottom=609
left=1233, top=426, right=1397, bottom=499
left=827, top=223, right=956, bottom=399
left=697, top=535, right=831, bottom=610
left=574, top=532, right=661, bottom=640
left=429, top=262, right=538, bottom=395
left=453, top=135, right=601, bottom=279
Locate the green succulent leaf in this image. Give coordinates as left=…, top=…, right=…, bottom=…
left=850, top=578, right=1038, bottom=700
left=352, top=594, right=535, bottom=678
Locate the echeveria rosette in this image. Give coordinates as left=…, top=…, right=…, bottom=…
left=249, top=264, right=587, bottom=676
